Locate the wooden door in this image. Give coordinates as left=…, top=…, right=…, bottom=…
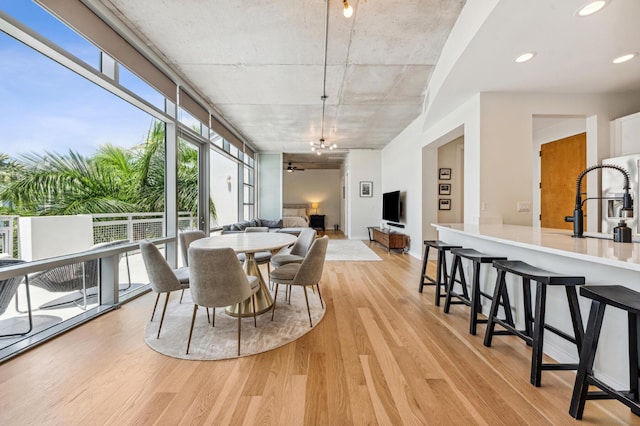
left=540, top=133, right=586, bottom=229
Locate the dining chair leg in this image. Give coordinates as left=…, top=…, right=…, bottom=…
left=157, top=292, right=171, bottom=339
left=252, top=294, right=257, bottom=327
left=237, top=312, right=242, bottom=356
left=271, top=284, right=280, bottom=321
left=206, top=307, right=210, bottom=324
left=212, top=308, right=216, bottom=327
left=316, top=284, right=324, bottom=309
left=303, top=286, right=312, bottom=327
left=151, top=293, right=160, bottom=321
left=186, top=304, right=198, bottom=355
left=180, top=289, right=185, bottom=304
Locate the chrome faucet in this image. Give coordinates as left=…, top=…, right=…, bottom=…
left=565, top=164, right=634, bottom=242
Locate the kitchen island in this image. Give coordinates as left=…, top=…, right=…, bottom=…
left=433, top=223, right=640, bottom=389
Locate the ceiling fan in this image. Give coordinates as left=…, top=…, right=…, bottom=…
left=286, top=162, right=305, bottom=173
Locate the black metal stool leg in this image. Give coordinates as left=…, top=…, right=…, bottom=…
left=531, top=281, right=547, bottom=387
left=523, top=278, right=533, bottom=346
left=570, top=300, right=606, bottom=419
left=444, top=255, right=460, bottom=313
left=419, top=244, right=431, bottom=293
left=630, top=312, right=640, bottom=415
left=501, top=281, right=515, bottom=328
left=470, top=261, right=482, bottom=335
left=484, top=270, right=505, bottom=347
left=434, top=249, right=445, bottom=306
left=566, top=286, right=585, bottom=351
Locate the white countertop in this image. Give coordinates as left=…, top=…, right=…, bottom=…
left=432, top=223, right=640, bottom=272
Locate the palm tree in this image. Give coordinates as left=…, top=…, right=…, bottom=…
left=0, top=150, right=138, bottom=215
left=0, top=119, right=216, bottom=219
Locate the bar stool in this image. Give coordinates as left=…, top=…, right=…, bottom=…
left=570, top=285, right=640, bottom=419
left=418, top=240, right=461, bottom=306
left=483, top=260, right=585, bottom=387
left=443, top=248, right=508, bottom=335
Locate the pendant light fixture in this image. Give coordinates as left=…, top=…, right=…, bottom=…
left=311, top=0, right=338, bottom=155
left=343, top=0, right=353, bottom=18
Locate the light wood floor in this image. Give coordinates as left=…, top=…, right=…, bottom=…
left=1, top=235, right=639, bottom=425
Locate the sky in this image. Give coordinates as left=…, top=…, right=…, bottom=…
left=0, top=1, right=163, bottom=158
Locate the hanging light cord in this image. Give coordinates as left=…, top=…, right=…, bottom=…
left=320, top=0, right=329, bottom=142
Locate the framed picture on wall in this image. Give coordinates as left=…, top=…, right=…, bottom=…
left=439, top=168, right=451, bottom=180
left=439, top=183, right=451, bottom=195
left=360, top=181, right=373, bottom=197
left=439, top=198, right=451, bottom=210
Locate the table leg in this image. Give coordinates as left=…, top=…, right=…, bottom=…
left=225, top=253, right=274, bottom=317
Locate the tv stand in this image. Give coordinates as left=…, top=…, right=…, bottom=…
left=368, top=227, right=409, bottom=253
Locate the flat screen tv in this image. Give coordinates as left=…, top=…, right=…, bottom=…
left=382, top=190, right=401, bottom=223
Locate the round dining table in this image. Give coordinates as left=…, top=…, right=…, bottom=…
left=190, top=232, right=297, bottom=317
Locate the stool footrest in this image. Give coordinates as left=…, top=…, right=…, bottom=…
left=448, top=291, right=471, bottom=306
left=491, top=318, right=531, bottom=343
left=543, top=324, right=577, bottom=345
left=588, top=376, right=640, bottom=412
left=540, top=363, right=578, bottom=371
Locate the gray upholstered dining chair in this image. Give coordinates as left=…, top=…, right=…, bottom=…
left=179, top=230, right=207, bottom=266
left=270, top=236, right=328, bottom=327
left=139, top=240, right=190, bottom=339
left=178, top=230, right=206, bottom=302
left=239, top=226, right=273, bottom=282
left=186, top=246, right=259, bottom=356
left=270, top=228, right=317, bottom=268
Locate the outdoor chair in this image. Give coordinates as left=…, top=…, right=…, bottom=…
left=28, top=240, right=131, bottom=309
left=0, top=258, right=33, bottom=338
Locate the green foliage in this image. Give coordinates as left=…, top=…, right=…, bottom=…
left=0, top=120, right=216, bottom=219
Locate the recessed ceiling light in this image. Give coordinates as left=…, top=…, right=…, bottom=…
left=612, top=53, right=638, bottom=64
left=515, top=52, right=536, bottom=63
left=577, top=1, right=608, bottom=17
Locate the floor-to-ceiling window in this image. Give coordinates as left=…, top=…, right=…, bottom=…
left=0, top=1, right=256, bottom=361
left=0, top=2, right=172, bottom=356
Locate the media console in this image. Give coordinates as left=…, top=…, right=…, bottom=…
left=368, top=227, right=409, bottom=253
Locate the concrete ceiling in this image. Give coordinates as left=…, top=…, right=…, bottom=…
left=90, top=0, right=640, bottom=167
left=91, top=0, right=466, bottom=160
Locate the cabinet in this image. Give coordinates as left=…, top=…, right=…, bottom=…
left=368, top=227, right=408, bottom=252
left=309, top=215, right=325, bottom=233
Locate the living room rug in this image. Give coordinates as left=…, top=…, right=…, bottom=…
left=144, top=287, right=325, bottom=361
left=325, top=239, right=382, bottom=261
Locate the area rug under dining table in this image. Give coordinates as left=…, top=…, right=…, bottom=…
left=145, top=286, right=325, bottom=361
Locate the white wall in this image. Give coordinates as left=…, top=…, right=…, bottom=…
left=346, top=150, right=382, bottom=240
left=283, top=169, right=341, bottom=229
left=258, top=153, right=282, bottom=220
left=381, top=119, right=425, bottom=257
left=210, top=153, right=239, bottom=226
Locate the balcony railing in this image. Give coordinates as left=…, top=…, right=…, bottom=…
left=0, top=212, right=196, bottom=257
left=0, top=216, right=18, bottom=258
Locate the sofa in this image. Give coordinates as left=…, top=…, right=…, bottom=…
left=221, top=218, right=306, bottom=236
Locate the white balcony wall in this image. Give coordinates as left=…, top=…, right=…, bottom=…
left=18, top=215, right=93, bottom=261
